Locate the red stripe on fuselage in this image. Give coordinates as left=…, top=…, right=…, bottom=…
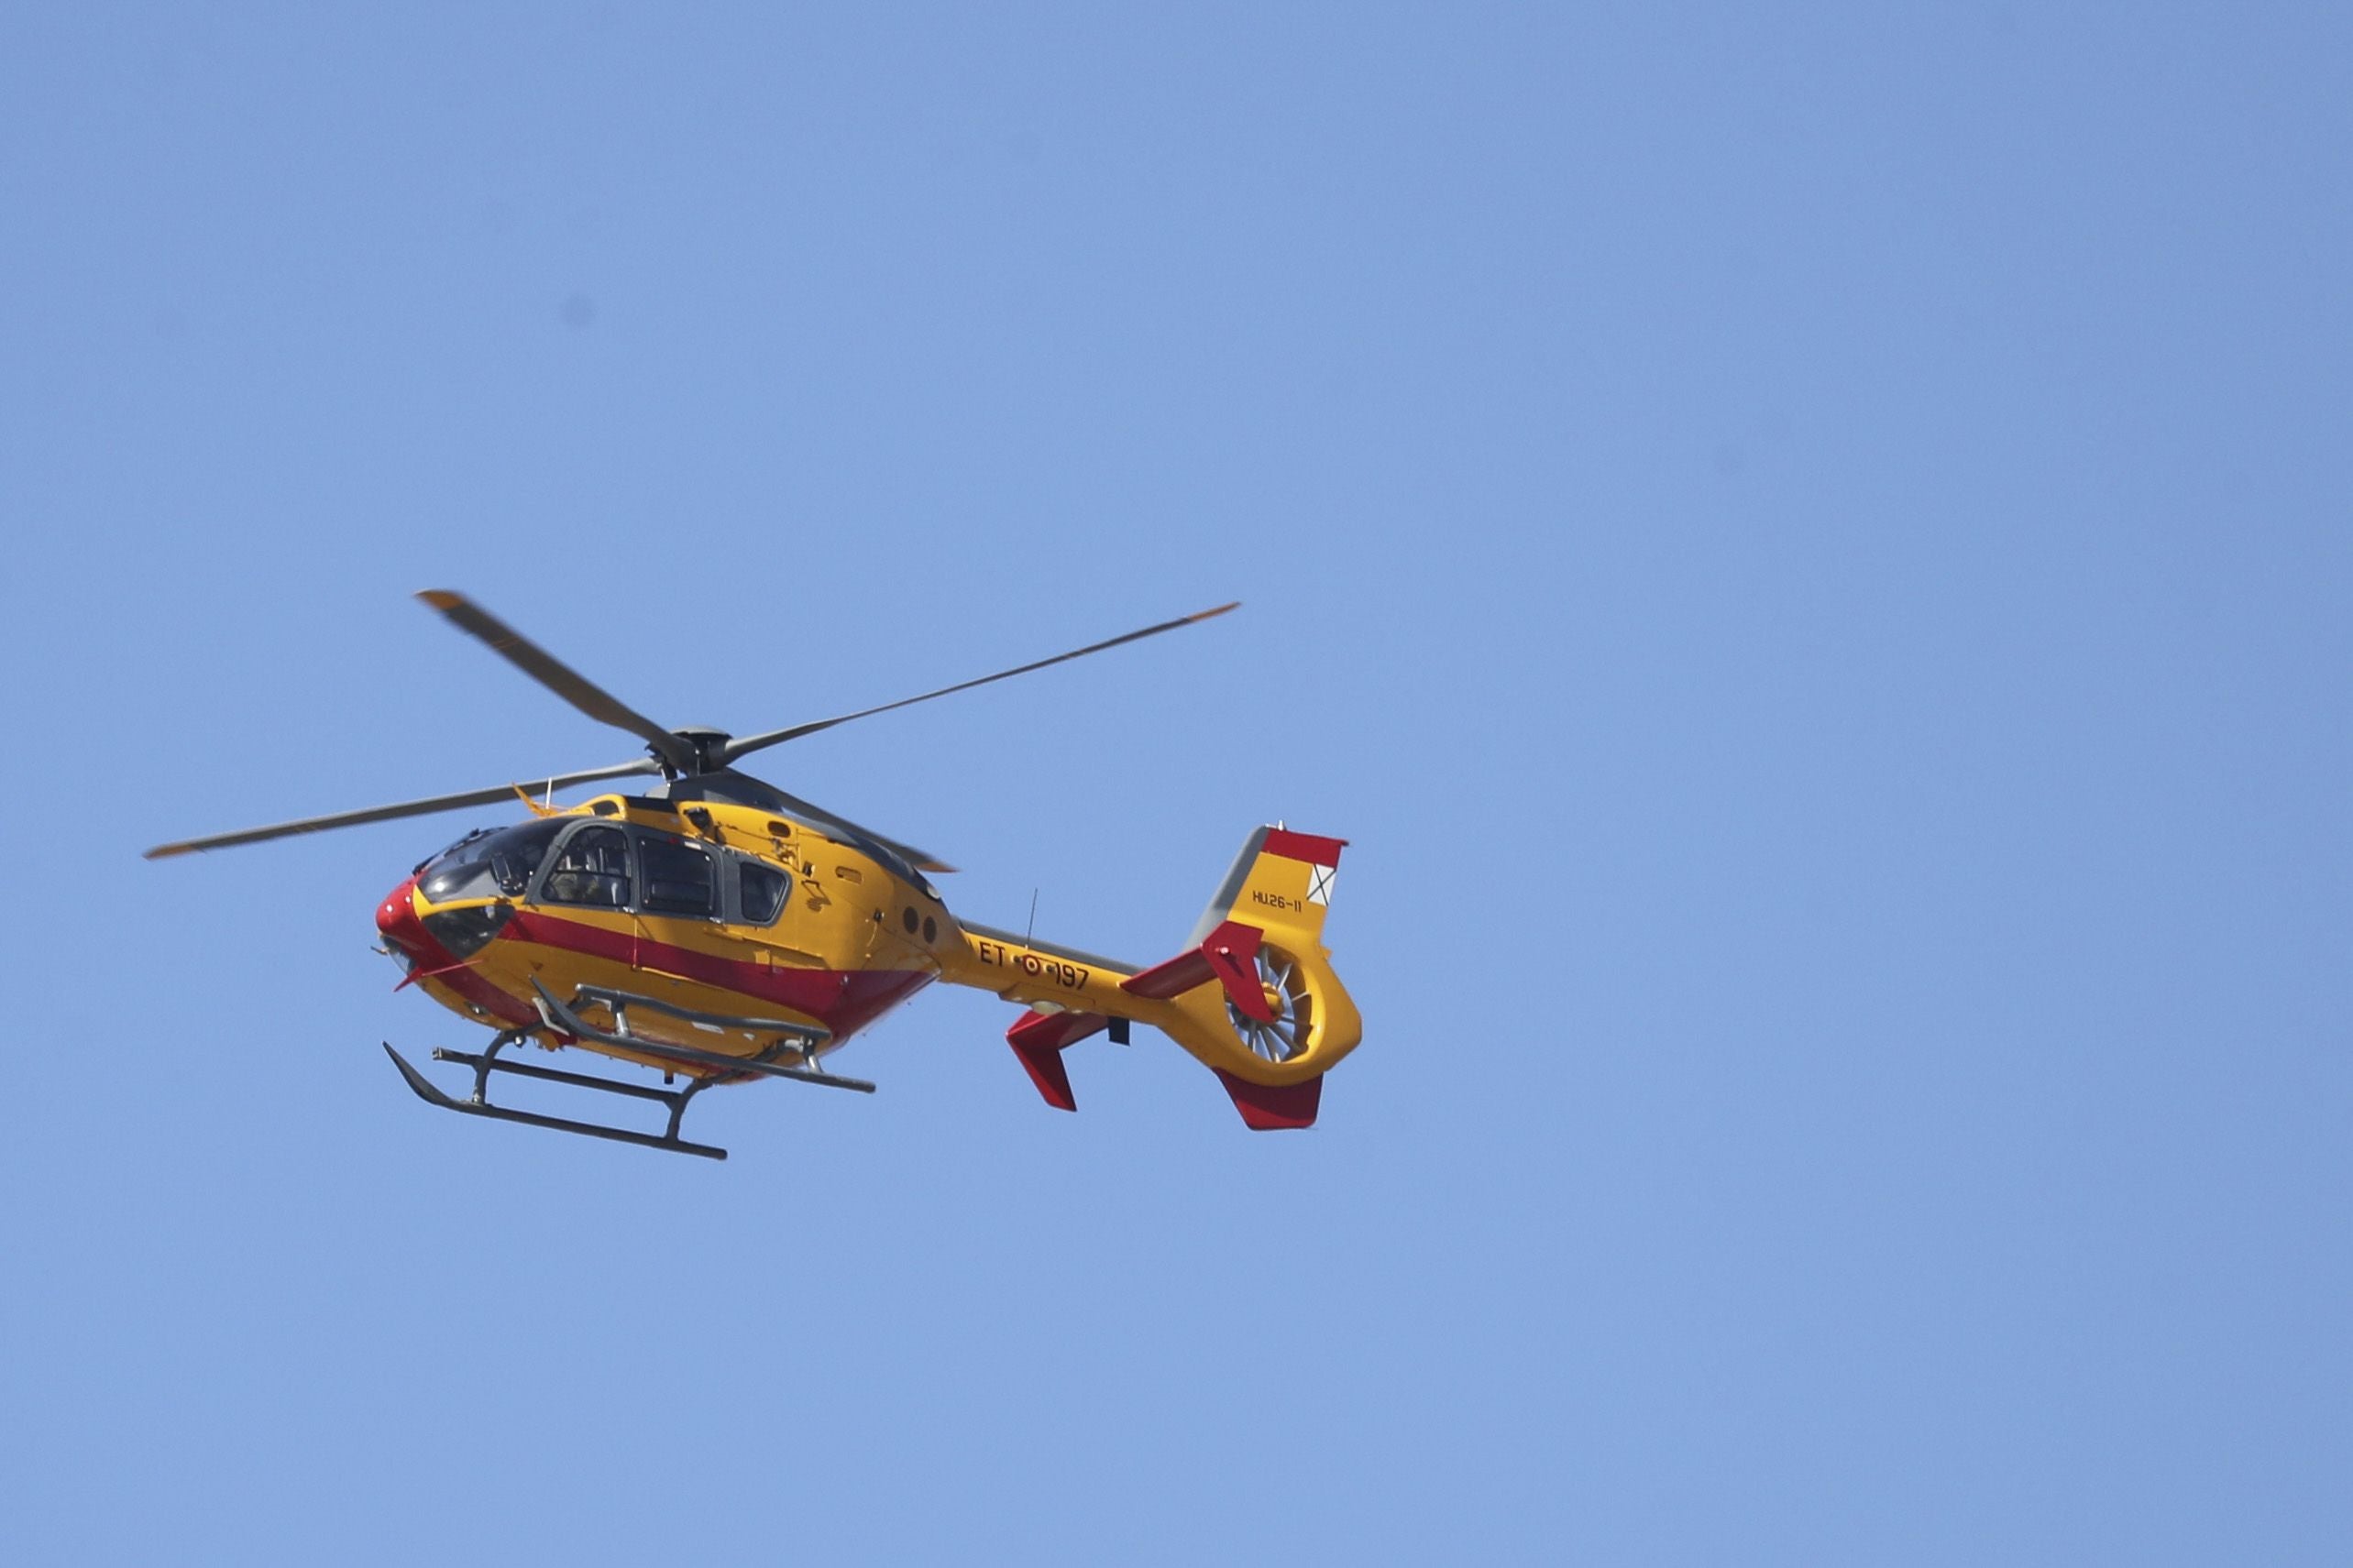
left=500, top=907, right=933, bottom=1040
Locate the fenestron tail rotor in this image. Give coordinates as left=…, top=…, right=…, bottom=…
left=145, top=591, right=1238, bottom=861
left=1227, top=945, right=1313, bottom=1064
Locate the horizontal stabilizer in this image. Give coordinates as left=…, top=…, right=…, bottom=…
left=1005, top=1008, right=1108, bottom=1112
left=1214, top=1068, right=1323, bottom=1131
left=1121, top=919, right=1273, bottom=1022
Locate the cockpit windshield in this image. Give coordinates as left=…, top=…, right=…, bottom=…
left=419, top=819, right=566, bottom=903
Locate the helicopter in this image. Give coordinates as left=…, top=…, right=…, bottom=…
left=147, top=591, right=1360, bottom=1160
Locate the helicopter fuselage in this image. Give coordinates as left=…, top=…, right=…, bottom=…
left=377, top=792, right=948, bottom=1082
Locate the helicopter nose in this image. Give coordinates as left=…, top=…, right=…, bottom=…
left=376, top=876, right=436, bottom=961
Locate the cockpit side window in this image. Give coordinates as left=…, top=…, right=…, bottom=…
left=639, top=835, right=717, bottom=917
left=483, top=819, right=565, bottom=894
left=540, top=824, right=632, bottom=909
left=739, top=859, right=791, bottom=925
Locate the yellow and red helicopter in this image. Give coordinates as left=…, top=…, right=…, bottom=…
left=147, top=592, right=1360, bottom=1160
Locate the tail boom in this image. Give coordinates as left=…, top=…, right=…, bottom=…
left=938, top=827, right=1360, bottom=1127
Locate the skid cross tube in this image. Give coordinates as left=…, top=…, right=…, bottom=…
left=383, top=1036, right=728, bottom=1160
left=530, top=979, right=875, bottom=1093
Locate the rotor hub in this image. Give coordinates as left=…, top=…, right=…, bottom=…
left=667, top=727, right=733, bottom=773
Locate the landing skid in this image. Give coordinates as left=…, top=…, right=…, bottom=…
left=384, top=1035, right=730, bottom=1160
left=385, top=982, right=874, bottom=1160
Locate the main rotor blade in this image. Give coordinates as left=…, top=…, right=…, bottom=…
left=418, top=590, right=696, bottom=773
left=143, top=759, right=661, bottom=860
left=716, top=601, right=1241, bottom=765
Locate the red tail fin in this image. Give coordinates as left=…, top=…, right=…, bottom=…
left=1214, top=1069, right=1324, bottom=1130
left=1005, top=1008, right=1106, bottom=1111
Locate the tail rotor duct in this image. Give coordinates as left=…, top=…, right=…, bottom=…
left=1226, top=946, right=1313, bottom=1064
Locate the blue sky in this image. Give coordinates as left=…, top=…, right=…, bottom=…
left=3, top=5, right=2348, bottom=1563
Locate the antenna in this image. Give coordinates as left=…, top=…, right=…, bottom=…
left=1025, top=888, right=1039, bottom=949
